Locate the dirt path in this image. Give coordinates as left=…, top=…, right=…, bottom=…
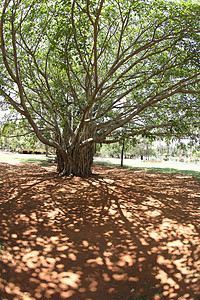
left=0, top=163, right=199, bottom=300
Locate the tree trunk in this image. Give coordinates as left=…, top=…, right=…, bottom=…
left=56, top=150, right=64, bottom=173
left=121, top=138, right=125, bottom=167
left=56, top=143, right=94, bottom=177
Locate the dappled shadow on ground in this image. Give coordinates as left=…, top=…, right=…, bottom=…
left=0, top=163, right=199, bottom=300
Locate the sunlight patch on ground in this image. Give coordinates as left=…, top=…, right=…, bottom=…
left=0, top=163, right=199, bottom=299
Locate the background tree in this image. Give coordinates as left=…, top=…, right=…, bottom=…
left=0, top=0, right=200, bottom=176
left=0, top=110, right=45, bottom=151
left=98, top=136, right=154, bottom=166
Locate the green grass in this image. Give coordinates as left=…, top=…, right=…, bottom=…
left=0, top=152, right=50, bottom=164
left=94, top=161, right=121, bottom=167
left=0, top=239, right=6, bottom=256
left=135, top=166, right=200, bottom=181
left=94, top=160, right=200, bottom=181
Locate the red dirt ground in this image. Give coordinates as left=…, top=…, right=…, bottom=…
left=0, top=162, right=199, bottom=300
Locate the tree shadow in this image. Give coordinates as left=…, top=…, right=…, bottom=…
left=0, top=163, right=199, bottom=299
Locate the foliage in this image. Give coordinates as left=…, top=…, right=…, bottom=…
left=0, top=0, right=200, bottom=176
left=0, top=113, right=44, bottom=150
left=99, top=136, right=155, bottom=158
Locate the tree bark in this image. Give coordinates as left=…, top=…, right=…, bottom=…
left=56, top=143, right=94, bottom=177
left=121, top=138, right=125, bottom=167
left=56, top=150, right=64, bottom=173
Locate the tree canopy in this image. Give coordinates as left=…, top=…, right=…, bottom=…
left=0, top=0, right=200, bottom=176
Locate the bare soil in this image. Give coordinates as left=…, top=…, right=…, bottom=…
left=0, top=163, right=199, bottom=300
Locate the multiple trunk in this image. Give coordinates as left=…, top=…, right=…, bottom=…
left=56, top=143, right=94, bottom=177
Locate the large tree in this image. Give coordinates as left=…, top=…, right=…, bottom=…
left=0, top=0, right=200, bottom=176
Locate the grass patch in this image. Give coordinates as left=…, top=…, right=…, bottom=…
left=0, top=239, right=6, bottom=255
left=0, top=152, right=49, bottom=164
left=15, top=157, right=48, bottom=163
left=135, top=166, right=200, bottom=181
left=94, top=161, right=200, bottom=181
left=94, top=161, right=121, bottom=167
